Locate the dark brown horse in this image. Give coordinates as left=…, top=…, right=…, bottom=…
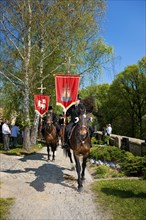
left=65, top=112, right=92, bottom=191
left=44, top=116, right=58, bottom=161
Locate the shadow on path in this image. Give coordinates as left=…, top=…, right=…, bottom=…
left=1, top=162, right=77, bottom=192
left=18, top=151, right=47, bottom=162
left=101, top=187, right=146, bottom=199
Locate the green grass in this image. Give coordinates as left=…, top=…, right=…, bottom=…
left=92, top=179, right=146, bottom=220
left=0, top=198, right=14, bottom=220
left=0, top=143, right=43, bottom=156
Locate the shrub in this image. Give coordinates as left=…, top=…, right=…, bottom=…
left=91, top=137, right=98, bottom=144
left=95, top=165, right=110, bottom=178
left=90, top=145, right=125, bottom=162
left=121, top=155, right=146, bottom=176
left=90, top=146, right=111, bottom=161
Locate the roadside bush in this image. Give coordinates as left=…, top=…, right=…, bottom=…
left=95, top=165, right=124, bottom=178
left=89, top=145, right=146, bottom=177
left=90, top=145, right=125, bottom=162
left=121, top=155, right=146, bottom=177
left=95, top=165, right=110, bottom=178
left=91, top=137, right=98, bottom=145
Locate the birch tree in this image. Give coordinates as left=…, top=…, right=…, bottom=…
left=0, top=0, right=112, bottom=149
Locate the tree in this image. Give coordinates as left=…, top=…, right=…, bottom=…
left=0, top=0, right=112, bottom=148
left=107, top=57, right=146, bottom=138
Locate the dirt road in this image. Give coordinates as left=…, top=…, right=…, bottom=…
left=0, top=143, right=112, bottom=220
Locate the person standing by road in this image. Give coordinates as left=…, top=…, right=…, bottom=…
left=106, top=124, right=112, bottom=136
left=10, top=123, right=19, bottom=148
left=2, top=119, right=11, bottom=150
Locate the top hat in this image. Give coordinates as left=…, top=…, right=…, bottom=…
left=48, top=106, right=53, bottom=110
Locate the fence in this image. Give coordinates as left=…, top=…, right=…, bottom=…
left=94, top=131, right=146, bottom=156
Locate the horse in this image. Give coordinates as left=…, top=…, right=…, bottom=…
left=64, top=112, right=92, bottom=191
left=44, top=115, right=58, bottom=161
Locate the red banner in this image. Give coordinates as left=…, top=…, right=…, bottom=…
left=55, top=74, right=80, bottom=112
left=34, top=94, right=50, bottom=116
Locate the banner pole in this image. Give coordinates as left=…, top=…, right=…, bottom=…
left=63, top=109, right=67, bottom=126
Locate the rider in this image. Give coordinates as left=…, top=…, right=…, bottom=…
left=62, top=95, right=86, bottom=149
left=42, top=106, right=59, bottom=137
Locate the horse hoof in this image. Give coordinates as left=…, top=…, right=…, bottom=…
left=70, top=165, right=75, bottom=171
left=77, top=186, right=83, bottom=193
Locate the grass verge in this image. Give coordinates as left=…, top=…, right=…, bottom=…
left=92, top=179, right=146, bottom=220
left=0, top=198, right=14, bottom=220
left=0, top=142, right=43, bottom=156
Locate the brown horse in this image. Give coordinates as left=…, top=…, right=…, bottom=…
left=44, top=116, right=58, bottom=161
left=65, top=112, right=92, bottom=191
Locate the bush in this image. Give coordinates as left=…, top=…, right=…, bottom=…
left=96, top=165, right=110, bottom=178
left=121, top=156, right=146, bottom=176
left=89, top=145, right=146, bottom=177
left=90, top=145, right=125, bottom=162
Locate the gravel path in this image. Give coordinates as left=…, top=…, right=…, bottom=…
left=0, top=143, right=112, bottom=220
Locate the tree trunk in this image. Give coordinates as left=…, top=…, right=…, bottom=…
left=30, top=113, right=40, bottom=145
left=22, top=0, right=32, bottom=149
left=23, top=126, right=31, bottom=150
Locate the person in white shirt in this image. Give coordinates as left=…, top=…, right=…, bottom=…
left=2, top=119, right=11, bottom=150
left=106, top=124, right=112, bottom=136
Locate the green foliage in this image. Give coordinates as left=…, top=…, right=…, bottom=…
left=95, top=165, right=110, bottom=178
left=0, top=0, right=112, bottom=128
left=90, top=145, right=125, bottom=162
left=121, top=155, right=146, bottom=177
left=91, top=137, right=99, bottom=145
left=81, top=57, right=146, bottom=139
left=90, top=145, right=146, bottom=177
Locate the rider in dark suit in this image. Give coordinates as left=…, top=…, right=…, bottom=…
left=42, top=106, right=58, bottom=137
left=62, top=96, right=86, bottom=149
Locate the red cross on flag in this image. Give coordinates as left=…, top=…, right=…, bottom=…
left=34, top=94, right=50, bottom=116
left=55, top=74, right=80, bottom=113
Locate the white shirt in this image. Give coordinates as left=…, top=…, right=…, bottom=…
left=106, top=126, right=112, bottom=135
left=2, top=123, right=11, bottom=135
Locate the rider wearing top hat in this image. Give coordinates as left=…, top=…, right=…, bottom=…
left=62, top=95, right=86, bottom=149
left=42, top=106, right=59, bottom=138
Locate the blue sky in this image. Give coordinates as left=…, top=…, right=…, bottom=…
left=97, top=0, right=146, bottom=84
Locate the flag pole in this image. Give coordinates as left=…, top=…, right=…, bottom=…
left=62, top=57, right=77, bottom=125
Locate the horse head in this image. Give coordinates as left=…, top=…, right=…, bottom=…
left=75, top=113, right=91, bottom=143
left=46, top=115, right=53, bottom=125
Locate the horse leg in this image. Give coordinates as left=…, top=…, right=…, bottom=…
left=81, top=156, right=88, bottom=180
left=52, top=150, right=55, bottom=160
left=67, top=149, right=74, bottom=170
left=47, top=145, right=50, bottom=161
left=73, top=153, right=83, bottom=191
left=52, top=146, right=55, bottom=161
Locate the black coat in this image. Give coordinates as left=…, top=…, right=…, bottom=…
left=66, top=102, right=86, bottom=123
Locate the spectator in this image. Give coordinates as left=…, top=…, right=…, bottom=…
left=2, top=119, right=11, bottom=150
left=106, top=124, right=112, bottom=136
left=10, top=123, right=19, bottom=148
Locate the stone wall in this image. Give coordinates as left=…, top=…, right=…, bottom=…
left=94, top=131, right=146, bottom=156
